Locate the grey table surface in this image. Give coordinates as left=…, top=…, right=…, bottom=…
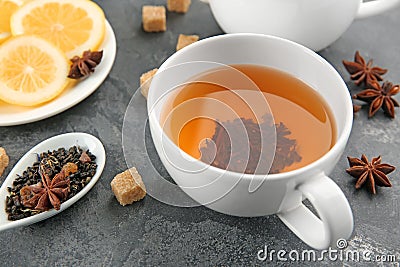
left=1, top=0, right=400, bottom=266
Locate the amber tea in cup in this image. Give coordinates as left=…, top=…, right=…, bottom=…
left=161, top=64, right=336, bottom=174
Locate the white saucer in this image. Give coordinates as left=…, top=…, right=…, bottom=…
left=0, top=20, right=117, bottom=126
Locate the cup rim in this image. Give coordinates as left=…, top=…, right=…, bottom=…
left=150, top=33, right=353, bottom=181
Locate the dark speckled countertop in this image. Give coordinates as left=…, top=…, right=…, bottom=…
left=0, top=0, right=399, bottom=266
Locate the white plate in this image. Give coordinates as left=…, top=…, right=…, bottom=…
left=0, top=132, right=106, bottom=231
left=0, top=20, right=117, bottom=126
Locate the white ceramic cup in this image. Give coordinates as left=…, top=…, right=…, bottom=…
left=147, top=34, right=353, bottom=249
left=206, top=0, right=400, bottom=51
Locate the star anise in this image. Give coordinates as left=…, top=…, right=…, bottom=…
left=20, top=162, right=77, bottom=211
left=67, top=50, right=103, bottom=79
left=353, top=81, right=399, bottom=118
left=343, top=51, right=387, bottom=86
left=346, top=154, right=395, bottom=194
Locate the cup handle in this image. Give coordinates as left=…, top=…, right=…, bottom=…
left=356, top=0, right=400, bottom=19
left=277, top=173, right=353, bottom=250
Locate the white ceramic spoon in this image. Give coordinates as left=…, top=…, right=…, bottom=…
left=0, top=133, right=106, bottom=232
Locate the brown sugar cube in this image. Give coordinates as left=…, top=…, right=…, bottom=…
left=167, top=0, right=191, bottom=13
left=142, top=6, right=166, bottom=32
left=140, top=68, right=158, bottom=99
left=176, top=34, right=199, bottom=51
left=111, top=167, right=146, bottom=206
left=0, top=147, right=9, bottom=177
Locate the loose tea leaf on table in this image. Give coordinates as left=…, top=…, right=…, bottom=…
left=353, top=104, right=362, bottom=113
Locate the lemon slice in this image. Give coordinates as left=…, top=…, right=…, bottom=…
left=0, top=0, right=23, bottom=44
left=10, top=0, right=106, bottom=58
left=0, top=35, right=69, bottom=106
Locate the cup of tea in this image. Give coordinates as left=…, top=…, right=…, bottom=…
left=205, top=0, right=400, bottom=51
left=147, top=34, right=353, bottom=249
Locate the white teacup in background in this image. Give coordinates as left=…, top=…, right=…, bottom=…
left=205, top=0, right=400, bottom=51
left=147, top=34, right=354, bottom=249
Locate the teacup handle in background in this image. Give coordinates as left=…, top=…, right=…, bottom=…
left=277, top=174, right=353, bottom=250
left=200, top=0, right=400, bottom=19
left=356, top=0, right=400, bottom=19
